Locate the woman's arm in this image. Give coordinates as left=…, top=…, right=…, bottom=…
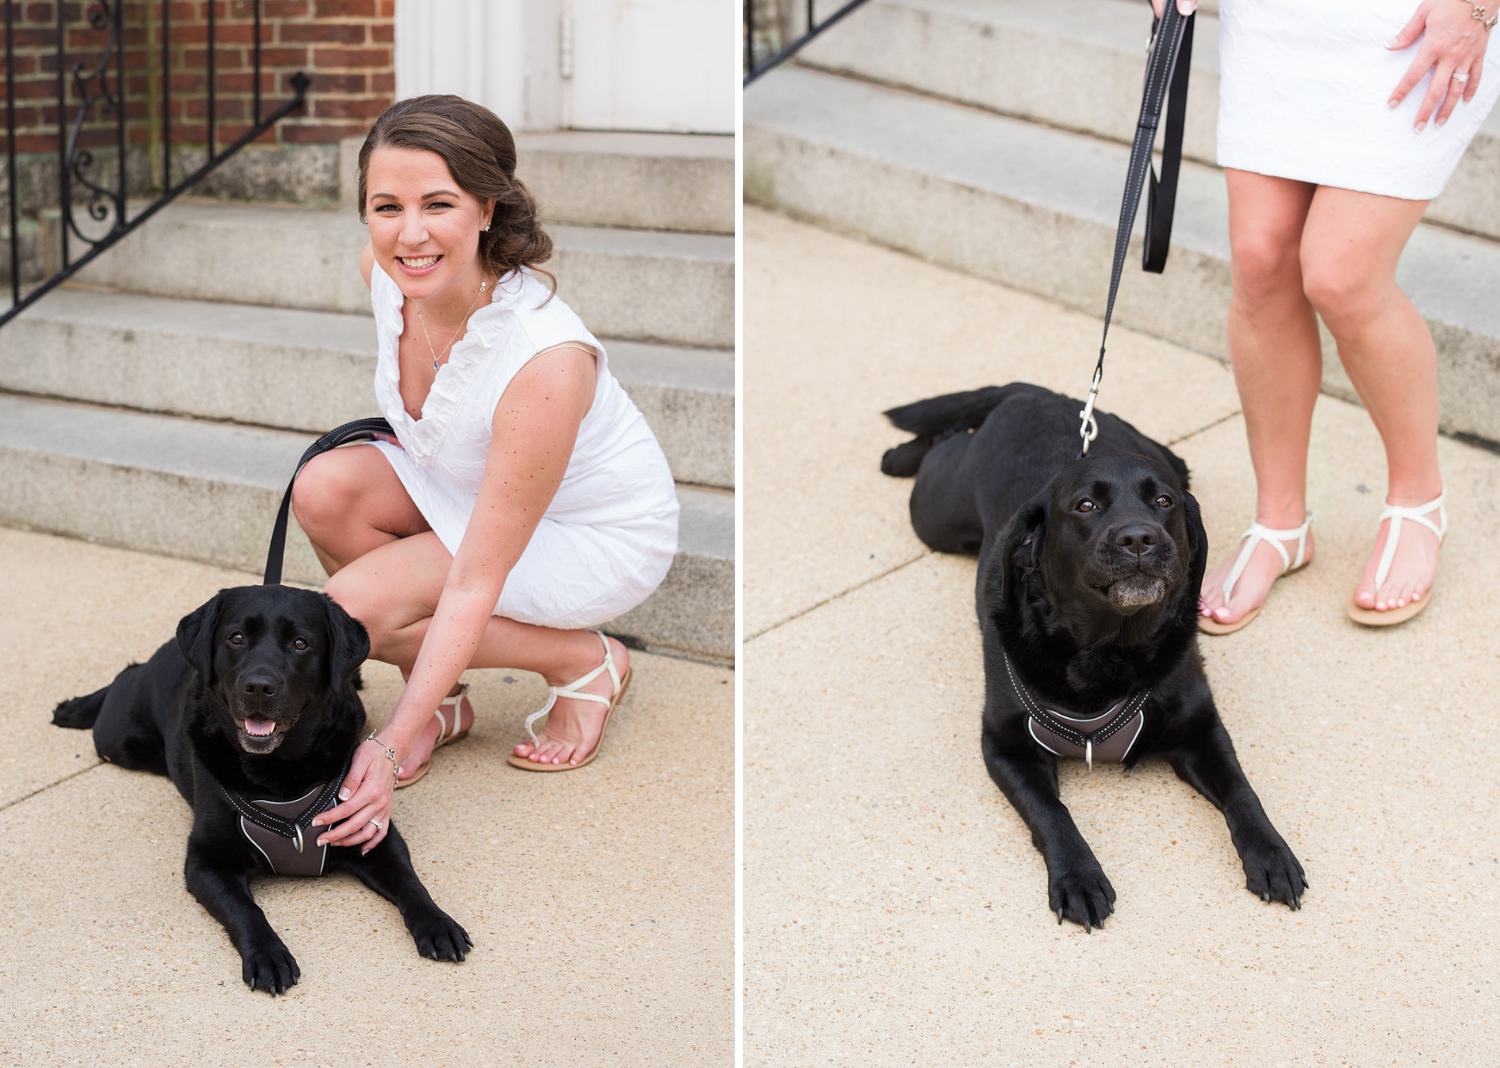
left=313, top=345, right=598, bottom=849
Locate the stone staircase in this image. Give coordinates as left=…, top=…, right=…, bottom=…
left=744, top=0, right=1500, bottom=444
left=0, top=131, right=735, bottom=664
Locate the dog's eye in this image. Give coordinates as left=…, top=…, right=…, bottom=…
left=293, top=638, right=308, bottom=651
left=1155, top=495, right=1173, bottom=508
left=228, top=632, right=245, bottom=646
left=1076, top=499, right=1096, bottom=513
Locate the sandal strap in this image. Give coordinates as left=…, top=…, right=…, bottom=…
left=522, top=633, right=621, bottom=745
left=1374, top=491, right=1446, bottom=590
left=433, top=682, right=469, bottom=745
left=1221, top=513, right=1313, bottom=604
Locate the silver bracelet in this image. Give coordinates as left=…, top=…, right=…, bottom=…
left=1458, top=0, right=1498, bottom=31
left=366, top=729, right=401, bottom=786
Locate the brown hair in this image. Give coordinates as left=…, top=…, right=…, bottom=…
left=357, top=95, right=554, bottom=290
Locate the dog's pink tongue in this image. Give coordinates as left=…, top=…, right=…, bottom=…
left=244, top=717, right=276, bottom=736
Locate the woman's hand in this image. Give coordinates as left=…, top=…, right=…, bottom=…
left=1388, top=0, right=1492, bottom=129
left=1149, top=0, right=1197, bottom=18
left=310, top=737, right=395, bottom=854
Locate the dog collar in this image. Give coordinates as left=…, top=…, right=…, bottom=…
left=1001, top=649, right=1148, bottom=769
left=215, top=754, right=350, bottom=876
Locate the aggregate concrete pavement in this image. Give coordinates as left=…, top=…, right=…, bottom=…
left=743, top=205, right=1500, bottom=1066
left=0, top=529, right=733, bottom=1067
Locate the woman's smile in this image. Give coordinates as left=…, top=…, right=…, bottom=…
left=365, top=145, right=492, bottom=307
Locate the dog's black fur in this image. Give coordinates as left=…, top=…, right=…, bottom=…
left=53, top=584, right=470, bottom=993
left=883, top=384, right=1305, bottom=928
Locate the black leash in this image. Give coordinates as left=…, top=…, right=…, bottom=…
left=1078, top=4, right=1195, bottom=458
left=216, top=752, right=353, bottom=854
left=263, top=417, right=395, bottom=586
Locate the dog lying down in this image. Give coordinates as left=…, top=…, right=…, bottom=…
left=882, top=383, right=1306, bottom=929
left=53, top=584, right=470, bottom=993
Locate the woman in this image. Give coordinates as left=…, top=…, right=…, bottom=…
left=1149, top=0, right=1496, bottom=632
left=295, top=96, right=679, bottom=853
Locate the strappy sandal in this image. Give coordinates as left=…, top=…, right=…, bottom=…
left=507, top=633, right=631, bottom=772
left=1347, top=491, right=1446, bottom=627
left=1199, top=513, right=1313, bottom=635
left=395, top=683, right=471, bottom=789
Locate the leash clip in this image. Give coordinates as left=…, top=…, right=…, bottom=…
left=1078, top=367, right=1102, bottom=456
left=293, top=824, right=304, bottom=854
left=1085, top=739, right=1093, bottom=771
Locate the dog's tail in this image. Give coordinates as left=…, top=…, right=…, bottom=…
left=51, top=677, right=123, bottom=730
left=880, top=386, right=1015, bottom=477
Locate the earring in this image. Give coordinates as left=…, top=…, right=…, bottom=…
left=481, top=223, right=491, bottom=233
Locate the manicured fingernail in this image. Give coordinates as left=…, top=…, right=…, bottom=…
left=1389, top=98, right=1399, bottom=108
left=1416, top=120, right=1427, bottom=132
left=316, top=838, right=327, bottom=847
left=310, top=818, right=321, bottom=827
left=339, top=788, right=350, bottom=800
left=1437, top=116, right=1447, bottom=126
left=1386, top=37, right=1399, bottom=48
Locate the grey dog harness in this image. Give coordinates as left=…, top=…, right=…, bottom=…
left=1001, top=649, right=1148, bottom=769
left=215, top=756, right=349, bottom=876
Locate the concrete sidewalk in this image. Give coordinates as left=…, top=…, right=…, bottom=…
left=744, top=205, right=1500, bottom=1066
left=0, top=529, right=733, bottom=1067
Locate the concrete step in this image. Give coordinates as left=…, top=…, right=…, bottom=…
left=62, top=202, right=734, bottom=348
left=0, top=392, right=734, bottom=663
left=515, top=131, right=735, bottom=234
left=745, top=65, right=1500, bottom=443
left=0, top=289, right=734, bottom=489
left=795, top=0, right=1500, bottom=240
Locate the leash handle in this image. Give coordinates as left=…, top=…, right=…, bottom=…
left=264, top=417, right=395, bottom=586
left=1083, top=5, right=1195, bottom=458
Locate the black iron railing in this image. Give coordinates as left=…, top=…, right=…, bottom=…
left=743, top=0, right=875, bottom=85
left=2, top=1, right=308, bottom=328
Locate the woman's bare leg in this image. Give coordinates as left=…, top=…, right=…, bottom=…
left=291, top=444, right=430, bottom=575
left=1200, top=170, right=1323, bottom=626
left=324, top=531, right=629, bottom=769
left=1300, top=187, right=1443, bottom=613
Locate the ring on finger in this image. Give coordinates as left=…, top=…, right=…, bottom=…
left=368, top=817, right=383, bottom=831
left=1453, top=72, right=1471, bottom=84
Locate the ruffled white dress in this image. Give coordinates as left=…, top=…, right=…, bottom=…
left=368, top=264, right=679, bottom=629
left=1218, top=0, right=1500, bottom=198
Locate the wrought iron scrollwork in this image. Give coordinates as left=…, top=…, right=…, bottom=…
left=62, top=1, right=125, bottom=248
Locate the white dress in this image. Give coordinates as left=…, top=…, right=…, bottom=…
left=368, top=263, right=679, bottom=629
left=1218, top=0, right=1500, bottom=199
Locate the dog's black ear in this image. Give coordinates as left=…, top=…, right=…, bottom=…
left=1182, top=489, right=1209, bottom=594
left=321, top=593, right=371, bottom=690
left=998, top=497, right=1049, bottom=604
left=176, top=592, right=223, bottom=683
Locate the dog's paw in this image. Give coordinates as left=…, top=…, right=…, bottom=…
left=242, top=943, right=301, bottom=995
left=409, top=910, right=472, bottom=963
left=1241, top=836, right=1308, bottom=910
left=1048, top=867, right=1116, bottom=931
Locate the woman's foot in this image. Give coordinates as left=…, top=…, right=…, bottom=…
left=1199, top=517, right=1315, bottom=628
left=1350, top=493, right=1444, bottom=614
left=397, top=684, right=474, bottom=785
left=512, top=635, right=630, bottom=767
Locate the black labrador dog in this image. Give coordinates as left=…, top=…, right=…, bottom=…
left=53, top=584, right=470, bottom=993
left=882, top=383, right=1305, bottom=929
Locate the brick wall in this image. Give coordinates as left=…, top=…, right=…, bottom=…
left=1, top=0, right=393, bottom=227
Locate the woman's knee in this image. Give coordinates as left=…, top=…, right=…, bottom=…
left=1300, top=251, right=1385, bottom=330
left=1230, top=229, right=1304, bottom=306
left=291, top=451, right=360, bottom=538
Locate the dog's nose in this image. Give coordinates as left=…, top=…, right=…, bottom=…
left=242, top=675, right=278, bottom=699
left=1115, top=525, right=1159, bottom=557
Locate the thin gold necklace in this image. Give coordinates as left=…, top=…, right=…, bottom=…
left=416, top=277, right=488, bottom=371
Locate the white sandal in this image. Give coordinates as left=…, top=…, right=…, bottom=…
left=1199, top=513, right=1313, bottom=635
left=507, top=633, right=631, bottom=772
left=394, top=683, right=471, bottom=789
left=1347, top=491, right=1446, bottom=626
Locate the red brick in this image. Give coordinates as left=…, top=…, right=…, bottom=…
left=311, top=96, right=386, bottom=119
left=370, top=23, right=392, bottom=43
left=280, top=22, right=366, bottom=43
left=218, top=71, right=255, bottom=92
left=368, top=71, right=394, bottom=93
left=314, top=0, right=376, bottom=15
left=12, top=133, right=56, bottom=152
left=280, top=120, right=366, bottom=143
left=309, top=71, right=366, bottom=93
left=379, top=0, right=393, bottom=16
left=264, top=0, right=311, bottom=17
left=256, top=46, right=308, bottom=66
left=213, top=24, right=256, bottom=45
left=311, top=46, right=389, bottom=68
